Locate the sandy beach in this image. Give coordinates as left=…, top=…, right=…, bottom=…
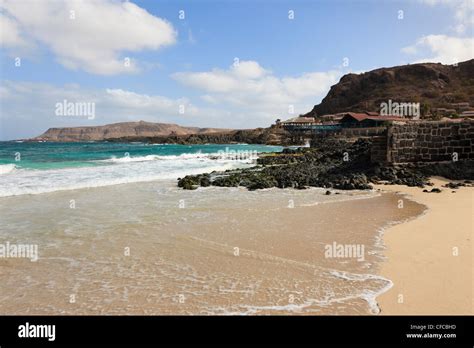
left=375, top=177, right=473, bottom=315
left=0, top=179, right=423, bottom=315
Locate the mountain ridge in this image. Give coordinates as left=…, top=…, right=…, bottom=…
left=304, top=59, right=474, bottom=117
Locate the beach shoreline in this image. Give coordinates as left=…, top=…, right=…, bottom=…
left=374, top=177, right=473, bottom=315
left=0, top=178, right=420, bottom=315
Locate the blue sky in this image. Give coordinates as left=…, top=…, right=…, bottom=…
left=1, top=0, right=473, bottom=140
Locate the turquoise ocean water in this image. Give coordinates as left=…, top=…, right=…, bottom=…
left=0, top=142, right=282, bottom=196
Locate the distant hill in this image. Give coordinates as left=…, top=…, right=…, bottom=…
left=31, top=121, right=297, bottom=145
left=304, top=59, right=474, bottom=118
left=33, top=121, right=231, bottom=142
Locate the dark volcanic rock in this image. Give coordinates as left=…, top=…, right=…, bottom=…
left=444, top=182, right=464, bottom=189
left=177, top=173, right=211, bottom=190
left=418, top=161, right=474, bottom=180
left=129, top=127, right=301, bottom=146
left=177, top=137, right=474, bottom=191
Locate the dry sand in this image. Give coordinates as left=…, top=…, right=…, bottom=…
left=374, top=177, right=473, bottom=315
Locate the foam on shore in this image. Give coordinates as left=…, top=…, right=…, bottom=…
left=0, top=182, right=424, bottom=315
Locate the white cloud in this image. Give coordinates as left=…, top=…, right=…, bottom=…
left=173, top=60, right=341, bottom=121
left=0, top=0, right=176, bottom=75
left=401, top=0, right=474, bottom=64
left=174, top=69, right=239, bottom=93
left=0, top=80, right=224, bottom=140
left=104, top=88, right=199, bottom=116
left=402, top=1, right=474, bottom=64
left=232, top=60, right=270, bottom=79
left=400, top=45, right=418, bottom=55
left=0, top=63, right=342, bottom=139
left=402, top=35, right=474, bottom=64
left=420, top=0, right=474, bottom=34
left=0, top=13, right=30, bottom=49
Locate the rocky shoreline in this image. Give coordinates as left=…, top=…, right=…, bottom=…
left=177, top=138, right=474, bottom=191
left=105, top=127, right=301, bottom=146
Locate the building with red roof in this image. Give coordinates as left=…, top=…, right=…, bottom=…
left=339, top=112, right=407, bottom=128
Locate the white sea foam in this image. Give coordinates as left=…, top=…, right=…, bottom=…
left=99, top=152, right=217, bottom=163
left=0, top=164, right=16, bottom=175
left=300, top=191, right=381, bottom=206
left=213, top=272, right=392, bottom=315
left=329, top=270, right=393, bottom=314
left=226, top=270, right=394, bottom=315
left=0, top=156, right=249, bottom=197
left=329, top=269, right=387, bottom=282
left=372, top=204, right=428, bottom=259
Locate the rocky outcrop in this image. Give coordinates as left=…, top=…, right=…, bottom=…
left=178, top=138, right=474, bottom=190
left=125, top=127, right=299, bottom=146
left=305, top=59, right=474, bottom=117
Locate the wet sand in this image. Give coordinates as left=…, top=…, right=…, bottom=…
left=0, top=181, right=424, bottom=315
left=375, top=177, right=473, bottom=315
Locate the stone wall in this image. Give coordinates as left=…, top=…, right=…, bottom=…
left=370, top=136, right=388, bottom=163
left=311, top=127, right=387, bottom=140
left=386, top=120, right=474, bottom=163
left=340, top=127, right=387, bottom=138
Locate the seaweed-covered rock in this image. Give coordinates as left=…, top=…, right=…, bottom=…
left=443, top=182, right=465, bottom=189
left=177, top=176, right=199, bottom=190
left=177, top=173, right=211, bottom=190
left=246, top=174, right=278, bottom=191
left=212, top=174, right=242, bottom=187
